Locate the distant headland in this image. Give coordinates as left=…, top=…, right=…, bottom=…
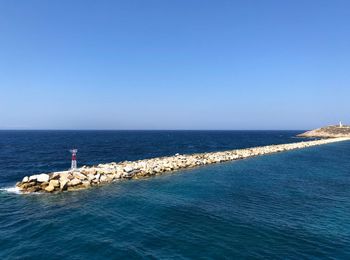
left=298, top=122, right=350, bottom=138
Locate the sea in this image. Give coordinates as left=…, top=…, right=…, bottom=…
left=0, top=130, right=350, bottom=259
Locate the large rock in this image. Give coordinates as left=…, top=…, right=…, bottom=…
left=49, top=179, right=60, bottom=188
left=124, top=166, right=134, bottom=173
left=98, top=168, right=114, bottom=174
left=82, top=181, right=91, bottom=188
left=51, top=172, right=61, bottom=180
left=106, top=174, right=115, bottom=181
left=87, top=173, right=96, bottom=181
left=29, top=175, right=38, bottom=181
left=37, top=174, right=50, bottom=183
left=59, top=179, right=68, bottom=191
left=85, top=168, right=97, bottom=175
left=17, top=181, right=36, bottom=190
left=73, top=172, right=87, bottom=180
left=100, top=175, right=108, bottom=183
left=45, top=185, right=55, bottom=192
left=41, top=182, right=49, bottom=189
left=68, top=178, right=82, bottom=186
left=122, top=171, right=135, bottom=179
left=58, top=172, right=68, bottom=179
left=27, top=186, right=41, bottom=193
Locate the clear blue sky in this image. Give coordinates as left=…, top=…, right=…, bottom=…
left=0, top=0, right=349, bottom=130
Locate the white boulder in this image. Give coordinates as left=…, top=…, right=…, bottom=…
left=36, top=174, right=50, bottom=183
left=124, top=166, right=134, bottom=173
left=29, top=175, right=38, bottom=181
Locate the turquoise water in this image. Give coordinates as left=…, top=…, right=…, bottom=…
left=1, top=131, right=350, bottom=259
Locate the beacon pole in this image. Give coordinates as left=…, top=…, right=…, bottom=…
left=70, top=149, right=78, bottom=171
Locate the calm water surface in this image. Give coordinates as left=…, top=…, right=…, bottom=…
left=0, top=131, right=349, bottom=259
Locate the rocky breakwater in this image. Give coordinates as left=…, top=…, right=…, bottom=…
left=16, top=137, right=350, bottom=193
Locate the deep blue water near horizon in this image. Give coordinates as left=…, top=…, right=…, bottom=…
left=1, top=130, right=350, bottom=259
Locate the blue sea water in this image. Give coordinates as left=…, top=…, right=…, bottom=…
left=0, top=130, right=350, bottom=259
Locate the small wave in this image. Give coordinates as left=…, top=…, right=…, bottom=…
left=0, top=186, right=21, bottom=194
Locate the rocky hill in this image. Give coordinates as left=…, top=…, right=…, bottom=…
left=298, top=125, right=350, bottom=138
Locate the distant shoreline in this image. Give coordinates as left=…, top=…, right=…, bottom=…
left=298, top=125, right=350, bottom=138
left=0, top=129, right=307, bottom=131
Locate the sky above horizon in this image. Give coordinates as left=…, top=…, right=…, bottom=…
left=0, top=0, right=349, bottom=130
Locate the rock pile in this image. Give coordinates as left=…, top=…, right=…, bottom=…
left=16, top=137, right=350, bottom=193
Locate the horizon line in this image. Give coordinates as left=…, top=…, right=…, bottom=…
left=0, top=129, right=307, bottom=131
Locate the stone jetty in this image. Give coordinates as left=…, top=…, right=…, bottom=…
left=16, top=137, right=350, bottom=193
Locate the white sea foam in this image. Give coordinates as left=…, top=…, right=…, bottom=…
left=0, top=186, right=21, bottom=194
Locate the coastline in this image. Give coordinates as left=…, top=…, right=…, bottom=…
left=16, top=137, right=350, bottom=193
